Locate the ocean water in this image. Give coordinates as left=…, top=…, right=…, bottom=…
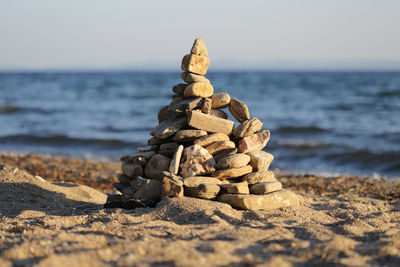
left=0, top=71, right=399, bottom=179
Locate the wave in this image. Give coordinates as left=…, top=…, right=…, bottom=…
left=275, top=125, right=328, bottom=134
left=0, top=105, right=63, bottom=115
left=274, top=140, right=333, bottom=150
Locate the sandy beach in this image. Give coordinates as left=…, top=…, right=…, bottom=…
left=1, top=153, right=399, bottom=266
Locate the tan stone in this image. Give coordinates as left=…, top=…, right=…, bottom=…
left=187, top=111, right=234, bottom=135
left=219, top=189, right=304, bottom=211
left=221, top=181, right=249, bottom=194
left=174, top=129, right=207, bottom=143
left=190, top=37, right=208, bottom=57
left=179, top=144, right=216, bottom=178
left=121, top=162, right=143, bottom=178
left=250, top=181, right=282, bottom=195
left=211, top=93, right=231, bottom=109
left=169, top=145, right=184, bottom=175
left=161, top=177, right=184, bottom=199
left=184, top=82, right=213, bottom=98
left=183, top=176, right=222, bottom=187
left=181, top=72, right=210, bottom=84
left=181, top=54, right=210, bottom=75
left=247, top=151, right=274, bottom=171
left=216, top=153, right=251, bottom=169
left=201, top=98, right=212, bottom=114
left=210, top=109, right=228, bottom=119
left=194, top=132, right=230, bottom=147
left=205, top=140, right=236, bottom=155
left=211, top=165, right=253, bottom=180
left=229, top=98, right=250, bottom=122
left=213, top=148, right=238, bottom=162
left=144, top=154, right=171, bottom=180
left=238, top=130, right=270, bottom=153
left=233, top=117, right=263, bottom=138
left=151, top=118, right=186, bottom=139
left=185, top=184, right=220, bottom=200
left=242, top=170, right=276, bottom=185
left=172, top=83, right=188, bottom=95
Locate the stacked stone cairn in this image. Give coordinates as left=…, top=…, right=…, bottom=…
left=111, top=38, right=304, bottom=211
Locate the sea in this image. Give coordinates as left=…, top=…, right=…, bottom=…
left=0, top=71, right=399, bottom=179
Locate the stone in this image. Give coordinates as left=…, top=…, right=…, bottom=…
left=169, top=145, right=184, bottom=174
left=120, top=151, right=155, bottom=163
left=144, top=154, right=171, bottom=180
left=201, top=98, right=212, bottom=114
left=148, top=137, right=162, bottom=146
left=181, top=54, right=210, bottom=75
left=250, top=181, right=282, bottom=195
left=172, top=83, right=188, bottom=95
left=205, top=140, right=236, bottom=155
left=194, top=132, right=230, bottom=147
left=169, top=95, right=185, bottom=107
left=216, top=153, right=251, bottom=169
left=185, top=184, right=220, bottom=200
left=183, top=176, right=222, bottom=187
left=137, top=145, right=158, bottom=152
left=229, top=98, right=250, bottom=122
left=211, top=165, right=253, bottom=180
left=247, top=151, right=274, bottom=171
left=117, top=174, right=132, bottom=185
left=179, top=144, right=216, bottom=178
left=130, top=177, right=162, bottom=202
left=184, top=82, right=213, bottom=98
left=121, top=162, right=143, bottom=178
left=213, top=148, right=238, bottom=162
left=233, top=117, right=263, bottom=138
left=166, top=98, right=203, bottom=117
left=113, top=182, right=130, bottom=193
left=181, top=72, right=210, bottom=84
left=221, top=181, right=249, bottom=194
left=158, top=105, right=169, bottom=123
left=161, top=177, right=184, bottom=199
left=174, top=129, right=207, bottom=143
left=238, top=130, right=270, bottom=153
left=187, top=111, right=234, bottom=135
left=151, top=118, right=187, bottom=139
left=158, top=150, right=175, bottom=157
left=211, top=93, right=231, bottom=109
left=160, top=142, right=179, bottom=151
left=210, top=109, right=228, bottom=119
left=190, top=37, right=208, bottom=57
left=242, top=170, right=277, bottom=185
left=160, top=171, right=184, bottom=186
left=219, top=189, right=304, bottom=211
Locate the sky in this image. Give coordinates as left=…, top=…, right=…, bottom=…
left=1, top=0, right=400, bottom=70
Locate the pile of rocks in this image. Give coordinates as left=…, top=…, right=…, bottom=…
left=109, top=38, right=303, bottom=211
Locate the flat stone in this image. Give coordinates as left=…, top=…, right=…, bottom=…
left=233, top=117, right=263, bottom=138
left=210, top=109, right=228, bottom=119
left=247, top=151, right=274, bottom=171
left=120, top=151, right=155, bottom=163
left=181, top=54, right=210, bottom=75
left=194, top=132, right=230, bottom=147
left=118, top=174, right=133, bottom=185
left=160, top=142, right=179, bottom=151
left=211, top=165, right=253, bottom=180
left=151, top=118, right=187, bottom=139
left=113, top=182, right=130, bottom=193
left=201, top=98, right=212, bottom=114
left=205, top=140, right=236, bottom=155
left=144, top=154, right=171, bottom=180
left=137, top=145, right=158, bottom=152
left=179, top=144, right=216, bottom=178
left=169, top=95, right=184, bottom=107
left=160, top=171, right=184, bottom=186
left=166, top=98, right=203, bottom=117
left=161, top=177, right=184, bottom=199
left=190, top=37, right=208, bottom=57
left=184, top=82, right=213, bottom=98
left=238, top=130, right=270, bottom=153
left=183, top=176, right=222, bottom=187
left=229, top=98, right=250, bottom=122
left=213, top=148, right=238, bottom=162
left=174, top=129, right=207, bottom=143
left=216, top=153, right=251, bottom=169
left=181, top=72, right=210, bottom=84
left=211, top=93, right=231, bottom=109
left=219, top=189, right=304, bottom=211
left=172, top=83, right=188, bottom=95
left=169, top=145, right=184, bottom=174
left=185, top=184, right=220, bottom=200
left=250, top=181, right=282, bottom=195
left=242, top=170, right=276, bottom=185
left=221, top=181, right=249, bottom=194
left=129, top=177, right=162, bottom=202
left=187, top=110, right=234, bottom=135
left=158, top=105, right=170, bottom=123
left=158, top=150, right=175, bottom=157
left=148, top=137, right=162, bottom=146
left=121, top=162, right=143, bottom=178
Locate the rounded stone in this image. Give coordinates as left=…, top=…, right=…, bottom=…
left=216, top=153, right=251, bottom=170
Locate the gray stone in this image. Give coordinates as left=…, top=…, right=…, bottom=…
left=160, top=142, right=179, bottom=151
left=185, top=184, right=220, bottom=200
left=179, top=144, right=216, bottom=178
left=157, top=105, right=170, bottom=123
left=120, top=151, right=155, bottom=164
left=121, top=162, right=143, bottom=178
left=128, top=177, right=162, bottom=202
left=151, top=118, right=186, bottom=139
left=172, top=83, right=188, bottom=95
left=216, top=153, right=251, bottom=169
left=144, top=154, right=171, bottom=180
left=233, top=117, right=263, bottom=138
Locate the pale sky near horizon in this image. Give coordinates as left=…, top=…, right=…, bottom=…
left=1, top=0, right=400, bottom=70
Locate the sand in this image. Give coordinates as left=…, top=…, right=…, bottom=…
left=1, top=153, right=400, bottom=266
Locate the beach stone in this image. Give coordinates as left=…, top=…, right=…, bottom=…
left=169, top=95, right=184, bottom=107
left=221, top=181, right=249, bottom=194
left=247, top=151, right=274, bottom=171
left=184, top=82, right=214, bottom=98
left=233, top=117, right=263, bottom=138
left=190, top=37, right=208, bottom=57
left=130, top=177, right=162, bottom=201
left=238, top=130, right=270, bottom=153
left=210, top=109, right=228, bottom=119
left=187, top=111, right=234, bottom=135
left=169, top=145, right=184, bottom=174
left=137, top=145, right=158, bottom=152
left=219, top=189, right=304, bottom=211
left=148, top=137, right=162, bottom=146
left=158, top=150, right=175, bottom=157
left=201, top=98, right=212, bottom=114
left=194, top=132, right=230, bottom=147
left=229, top=98, right=250, bottom=122
left=205, top=140, right=236, bottom=155
left=174, top=130, right=207, bottom=143
left=158, top=105, right=170, bottom=123
left=181, top=72, right=210, bottom=84
left=172, top=83, right=188, bottom=95
left=144, top=154, right=171, bottom=180
left=117, top=174, right=133, bottom=185
left=151, top=118, right=186, bottom=139
left=211, top=165, right=253, bottom=180
left=181, top=54, right=210, bottom=75
left=160, top=142, right=179, bottom=151
left=121, top=162, right=143, bottom=178
left=185, top=184, right=220, bottom=200
left=120, top=151, right=155, bottom=163
left=160, top=171, right=184, bottom=186
left=211, top=93, right=231, bottom=109
left=250, top=181, right=282, bottom=195
left=179, top=144, right=216, bottom=178
left=183, top=176, right=222, bottom=187
left=166, top=98, right=203, bottom=117
left=216, top=153, right=251, bottom=169
left=113, top=182, right=130, bottom=193
left=242, top=170, right=277, bottom=185
left=161, top=177, right=184, bottom=199
left=213, top=148, right=238, bottom=162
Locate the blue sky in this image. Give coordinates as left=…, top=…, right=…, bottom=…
left=1, top=0, right=400, bottom=70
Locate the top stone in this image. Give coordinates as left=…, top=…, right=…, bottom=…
left=191, top=38, right=208, bottom=57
